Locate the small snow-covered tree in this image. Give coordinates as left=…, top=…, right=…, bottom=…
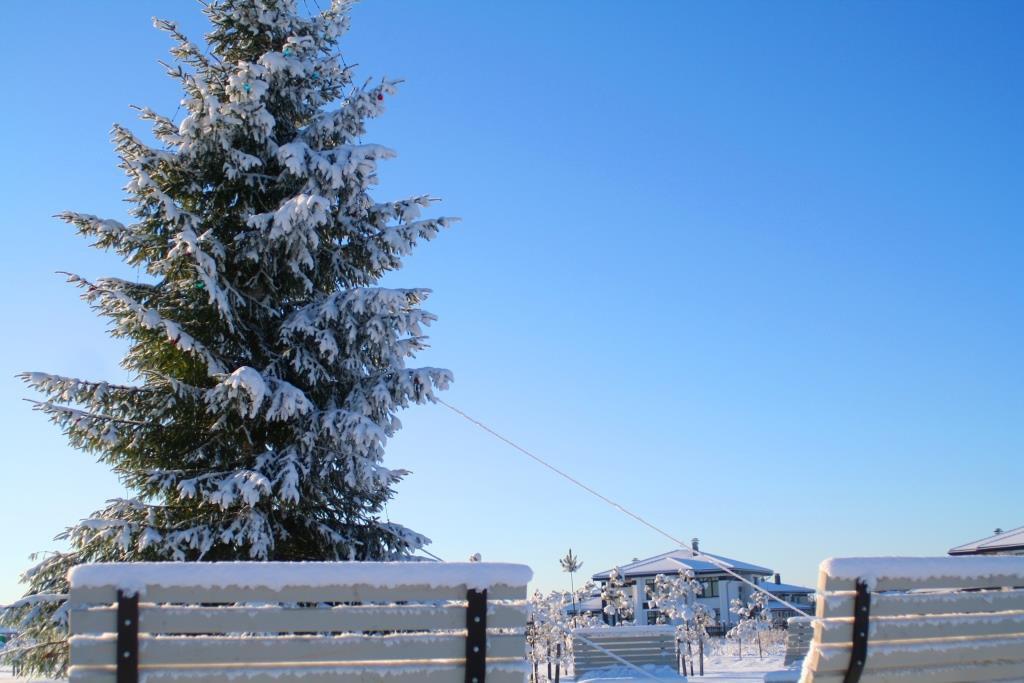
left=559, top=549, right=583, bottom=627
left=570, top=579, right=602, bottom=630
left=649, top=569, right=701, bottom=624
left=1, top=1, right=453, bottom=677
left=601, top=567, right=633, bottom=625
left=649, top=570, right=707, bottom=675
left=528, top=590, right=572, bottom=682
left=728, top=591, right=770, bottom=658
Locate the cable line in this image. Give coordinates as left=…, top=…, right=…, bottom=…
left=435, top=397, right=814, bottom=621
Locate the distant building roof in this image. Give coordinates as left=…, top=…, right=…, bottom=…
left=757, top=580, right=814, bottom=595
left=565, top=595, right=604, bottom=615
left=949, top=526, right=1024, bottom=556
left=592, top=547, right=773, bottom=581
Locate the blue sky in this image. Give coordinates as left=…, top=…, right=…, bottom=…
left=1, top=1, right=1021, bottom=604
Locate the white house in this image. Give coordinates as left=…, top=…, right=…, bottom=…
left=949, top=525, right=1024, bottom=556
left=590, top=540, right=814, bottom=631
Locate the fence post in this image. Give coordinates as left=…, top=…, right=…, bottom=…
left=466, top=589, right=487, bottom=683
left=116, top=590, right=139, bottom=683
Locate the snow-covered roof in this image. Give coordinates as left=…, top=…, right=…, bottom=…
left=566, top=595, right=604, bottom=614
left=756, top=580, right=814, bottom=594
left=592, top=547, right=772, bottom=581
left=949, top=526, right=1024, bottom=556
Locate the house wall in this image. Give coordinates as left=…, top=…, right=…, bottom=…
left=628, top=574, right=767, bottom=629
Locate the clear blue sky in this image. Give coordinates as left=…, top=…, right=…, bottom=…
left=1, top=1, right=1021, bottom=604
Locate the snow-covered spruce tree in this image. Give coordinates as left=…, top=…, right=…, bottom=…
left=1, top=1, right=453, bottom=676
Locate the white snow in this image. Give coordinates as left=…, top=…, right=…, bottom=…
left=574, top=664, right=683, bottom=681
left=68, top=561, right=533, bottom=593
left=565, top=655, right=788, bottom=682
left=820, top=556, right=1024, bottom=586
left=0, top=669, right=57, bottom=683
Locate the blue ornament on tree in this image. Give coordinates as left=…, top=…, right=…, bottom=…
left=242, top=82, right=251, bottom=93
left=312, top=71, right=320, bottom=80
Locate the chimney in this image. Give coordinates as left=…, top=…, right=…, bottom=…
left=691, top=538, right=699, bottom=552
left=774, top=573, right=781, bottom=584
left=995, top=528, right=1005, bottom=535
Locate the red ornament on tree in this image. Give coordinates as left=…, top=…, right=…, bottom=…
left=377, top=93, right=384, bottom=100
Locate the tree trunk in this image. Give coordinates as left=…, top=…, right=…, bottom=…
left=555, top=642, right=561, bottom=683
left=547, top=644, right=551, bottom=680
left=686, top=637, right=694, bottom=676
left=569, top=574, right=577, bottom=629
left=699, top=636, right=704, bottom=676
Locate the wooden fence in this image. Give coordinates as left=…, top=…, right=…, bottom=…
left=571, top=625, right=676, bottom=678
left=68, top=561, right=532, bottom=683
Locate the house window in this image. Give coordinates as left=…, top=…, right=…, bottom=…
left=647, top=610, right=662, bottom=625
left=701, top=578, right=719, bottom=598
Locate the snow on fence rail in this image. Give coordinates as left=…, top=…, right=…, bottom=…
left=68, top=561, right=532, bottom=683
left=800, top=555, right=1024, bottom=682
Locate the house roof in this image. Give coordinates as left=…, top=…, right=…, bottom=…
left=949, top=526, right=1024, bottom=555
left=592, top=547, right=773, bottom=581
left=757, top=580, right=814, bottom=594
left=565, top=595, right=605, bottom=614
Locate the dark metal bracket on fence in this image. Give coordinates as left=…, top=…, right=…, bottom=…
left=843, top=579, right=870, bottom=683
left=116, top=590, right=139, bottom=683
left=465, top=588, right=487, bottom=683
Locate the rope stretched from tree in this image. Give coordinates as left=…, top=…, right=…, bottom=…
left=435, top=398, right=815, bottom=621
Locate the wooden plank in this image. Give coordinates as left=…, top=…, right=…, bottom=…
left=814, top=609, right=1024, bottom=644
left=70, top=603, right=527, bottom=635
left=803, top=634, right=1024, bottom=674
left=573, top=638, right=675, bottom=648
left=819, top=587, right=1024, bottom=619
left=573, top=647, right=674, bottom=658
left=70, top=633, right=525, bottom=666
left=802, top=658, right=1024, bottom=683
left=575, top=631, right=675, bottom=640
left=574, top=653, right=673, bottom=664
left=575, top=661, right=673, bottom=671
left=818, top=557, right=1024, bottom=593
left=572, top=637, right=675, bottom=647
left=573, top=635, right=675, bottom=643
left=70, top=582, right=526, bottom=605
left=70, top=662, right=529, bottom=683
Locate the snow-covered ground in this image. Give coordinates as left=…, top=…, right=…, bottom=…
left=0, top=669, right=57, bottom=683
left=691, top=655, right=788, bottom=680
left=2, top=662, right=791, bottom=683
left=564, top=654, right=788, bottom=682
left=3, top=658, right=789, bottom=683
